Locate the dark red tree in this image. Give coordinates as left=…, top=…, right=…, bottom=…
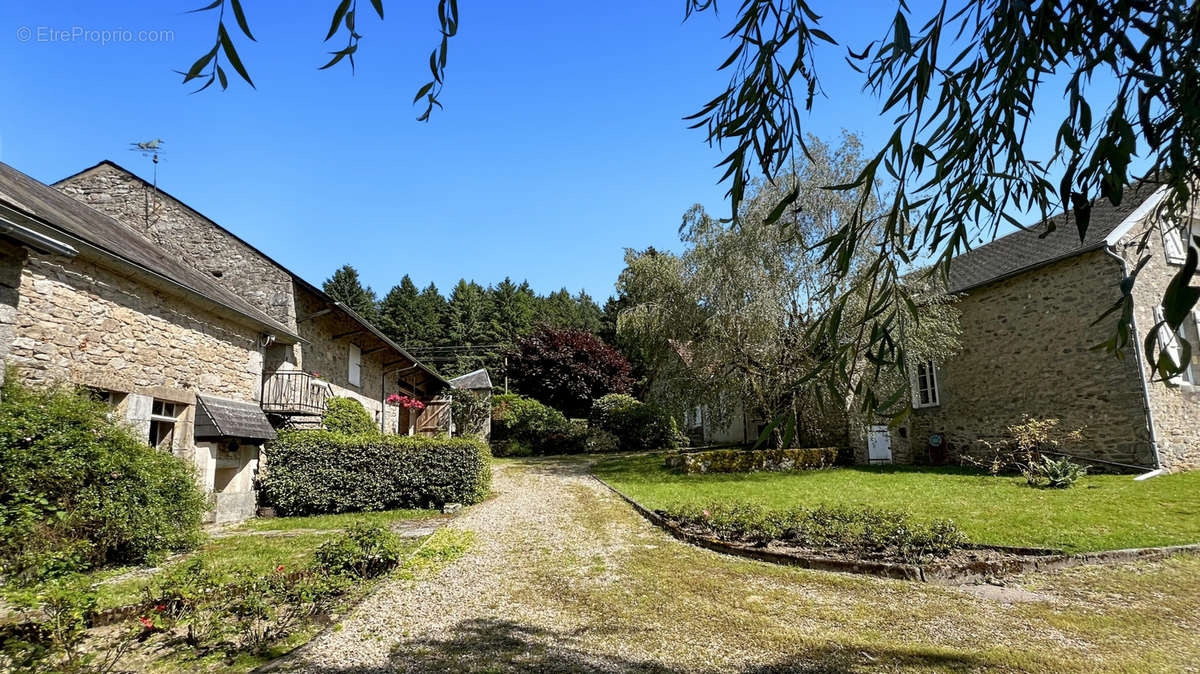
left=506, top=326, right=633, bottom=417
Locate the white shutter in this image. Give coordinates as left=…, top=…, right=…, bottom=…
left=1155, top=306, right=1184, bottom=383
left=348, top=344, right=361, bottom=387
left=1163, top=223, right=1186, bottom=264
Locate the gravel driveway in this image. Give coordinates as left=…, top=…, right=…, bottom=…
left=275, top=457, right=1200, bottom=673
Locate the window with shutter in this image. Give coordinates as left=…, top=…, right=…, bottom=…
left=1154, top=306, right=1186, bottom=384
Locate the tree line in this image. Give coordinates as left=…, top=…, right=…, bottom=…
left=322, top=266, right=614, bottom=376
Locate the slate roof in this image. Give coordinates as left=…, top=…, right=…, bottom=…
left=449, top=368, right=492, bottom=390
left=946, top=181, right=1163, bottom=293
left=194, top=395, right=277, bottom=440
left=54, top=160, right=449, bottom=391
left=0, top=161, right=298, bottom=340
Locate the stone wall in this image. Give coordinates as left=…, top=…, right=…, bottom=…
left=901, top=250, right=1154, bottom=468
left=11, top=252, right=263, bottom=398
left=1119, top=212, right=1200, bottom=471
left=55, top=163, right=297, bottom=330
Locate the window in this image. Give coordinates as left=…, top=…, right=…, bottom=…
left=913, top=360, right=940, bottom=408
left=1163, top=222, right=1187, bottom=265
left=149, top=399, right=179, bottom=450
left=1154, top=306, right=1200, bottom=385
left=348, top=344, right=362, bottom=387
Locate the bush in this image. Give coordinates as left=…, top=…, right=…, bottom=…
left=490, top=394, right=585, bottom=455
left=451, top=389, right=491, bottom=437
left=505, top=326, right=632, bottom=417
left=260, top=430, right=491, bottom=515
left=590, top=394, right=684, bottom=452
left=322, top=397, right=378, bottom=435
left=662, top=502, right=966, bottom=563
left=1024, top=455, right=1087, bottom=488
left=314, top=522, right=405, bottom=578
left=665, top=447, right=838, bottom=474
left=969, top=415, right=1085, bottom=476
left=0, top=378, right=206, bottom=583
left=584, top=429, right=620, bottom=454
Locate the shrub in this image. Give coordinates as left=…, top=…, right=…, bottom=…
left=969, top=415, right=1085, bottom=476
left=314, top=522, right=405, bottom=578
left=665, top=447, right=838, bottom=474
left=0, top=378, right=205, bottom=582
left=451, top=389, right=491, bottom=437
left=505, top=326, right=633, bottom=417
left=322, top=397, right=378, bottom=435
left=589, top=394, right=685, bottom=452
left=1024, top=455, right=1087, bottom=489
left=260, top=431, right=491, bottom=515
left=490, top=394, right=585, bottom=455
left=662, top=502, right=966, bottom=562
left=584, top=429, right=620, bottom=454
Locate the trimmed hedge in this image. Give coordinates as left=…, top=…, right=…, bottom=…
left=260, top=431, right=491, bottom=515
left=322, top=397, right=378, bottom=435
left=666, top=447, right=838, bottom=474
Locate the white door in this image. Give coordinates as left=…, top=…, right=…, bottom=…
left=867, top=425, right=892, bottom=463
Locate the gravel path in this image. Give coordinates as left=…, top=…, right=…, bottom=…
left=272, top=457, right=1200, bottom=673
left=277, top=457, right=659, bottom=673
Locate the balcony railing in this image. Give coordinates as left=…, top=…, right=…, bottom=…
left=261, top=370, right=333, bottom=416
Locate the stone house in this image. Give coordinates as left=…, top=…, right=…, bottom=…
left=448, top=368, right=493, bottom=442
left=859, top=181, right=1200, bottom=473
left=0, top=160, right=449, bottom=523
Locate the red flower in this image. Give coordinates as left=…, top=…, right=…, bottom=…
left=155, top=604, right=166, bottom=612
left=276, top=564, right=285, bottom=572
left=139, top=617, right=155, bottom=630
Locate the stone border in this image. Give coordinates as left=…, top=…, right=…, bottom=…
left=592, top=475, right=1200, bottom=584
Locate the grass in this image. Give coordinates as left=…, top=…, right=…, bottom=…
left=235, top=507, right=441, bottom=532
left=86, top=507, right=443, bottom=610
left=592, top=453, right=1200, bottom=552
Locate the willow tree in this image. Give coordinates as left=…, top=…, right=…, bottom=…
left=619, top=135, right=960, bottom=446
left=184, top=0, right=1200, bottom=419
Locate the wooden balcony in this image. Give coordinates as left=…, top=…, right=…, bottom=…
left=261, top=370, right=333, bottom=416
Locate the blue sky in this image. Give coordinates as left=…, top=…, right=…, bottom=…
left=0, top=1, right=1092, bottom=300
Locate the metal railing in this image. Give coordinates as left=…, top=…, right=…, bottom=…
left=261, top=370, right=333, bottom=416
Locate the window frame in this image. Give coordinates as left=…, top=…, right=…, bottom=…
left=913, top=360, right=941, bottom=409
left=148, top=399, right=180, bottom=450
left=1163, top=221, right=1188, bottom=265
left=348, top=344, right=362, bottom=387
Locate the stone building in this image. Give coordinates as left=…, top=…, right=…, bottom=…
left=0, top=160, right=449, bottom=523
left=860, top=181, right=1200, bottom=472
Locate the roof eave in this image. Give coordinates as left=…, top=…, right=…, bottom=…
left=0, top=201, right=301, bottom=344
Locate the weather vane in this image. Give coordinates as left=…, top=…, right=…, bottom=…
left=128, top=139, right=165, bottom=227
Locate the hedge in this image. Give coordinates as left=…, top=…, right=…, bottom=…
left=665, top=447, right=839, bottom=474
left=260, top=431, right=491, bottom=515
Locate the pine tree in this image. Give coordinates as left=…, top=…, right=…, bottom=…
left=414, top=283, right=448, bottom=345
left=573, top=290, right=604, bottom=335
left=322, top=264, right=379, bottom=324
left=378, top=275, right=422, bottom=345
left=447, top=279, right=492, bottom=345
left=489, top=277, right=535, bottom=344
left=535, top=288, right=575, bottom=329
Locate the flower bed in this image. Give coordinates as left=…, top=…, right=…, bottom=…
left=665, top=447, right=838, bottom=474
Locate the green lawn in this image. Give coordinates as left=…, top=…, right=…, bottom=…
left=235, top=507, right=440, bottom=532
left=593, top=454, right=1200, bottom=553
left=89, top=507, right=441, bottom=609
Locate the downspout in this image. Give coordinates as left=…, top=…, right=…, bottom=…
left=1103, top=245, right=1164, bottom=470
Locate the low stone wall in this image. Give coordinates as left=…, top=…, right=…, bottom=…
left=666, top=447, right=839, bottom=474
